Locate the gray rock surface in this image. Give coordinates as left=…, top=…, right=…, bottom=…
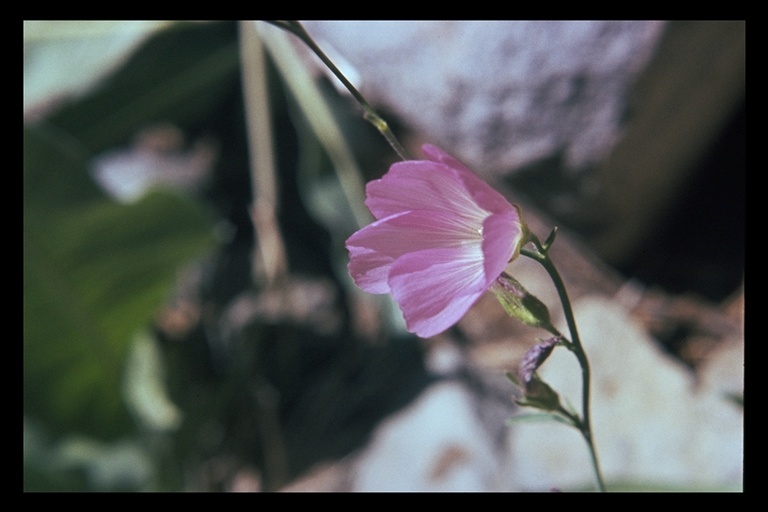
left=302, top=21, right=665, bottom=175
left=282, top=295, right=743, bottom=492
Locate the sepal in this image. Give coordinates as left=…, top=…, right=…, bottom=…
left=491, top=274, right=556, bottom=333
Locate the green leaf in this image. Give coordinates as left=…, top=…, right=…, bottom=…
left=24, top=126, right=214, bottom=440
left=122, top=331, right=182, bottom=433
left=506, top=412, right=574, bottom=427
left=505, top=371, right=522, bottom=387
left=23, top=21, right=238, bottom=442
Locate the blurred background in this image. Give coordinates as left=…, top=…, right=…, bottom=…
left=23, top=20, right=744, bottom=491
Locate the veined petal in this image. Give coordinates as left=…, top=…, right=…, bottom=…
left=346, top=209, right=487, bottom=294
left=346, top=244, right=395, bottom=294
left=420, top=144, right=518, bottom=215
left=365, top=160, right=488, bottom=222
left=420, top=143, right=475, bottom=175
left=481, top=206, right=526, bottom=281
left=388, top=246, right=487, bottom=338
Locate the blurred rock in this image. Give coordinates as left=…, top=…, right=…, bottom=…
left=507, top=296, right=742, bottom=491
left=350, top=381, right=507, bottom=492
left=301, top=21, right=665, bottom=175
left=279, top=291, right=743, bottom=492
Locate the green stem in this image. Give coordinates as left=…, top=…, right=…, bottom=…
left=264, top=20, right=410, bottom=161
left=521, top=237, right=606, bottom=492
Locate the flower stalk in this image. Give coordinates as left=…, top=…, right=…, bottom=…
left=521, top=232, right=606, bottom=492
left=264, top=21, right=410, bottom=161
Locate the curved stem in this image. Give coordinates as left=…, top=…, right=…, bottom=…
left=264, top=20, right=410, bottom=161
left=521, top=241, right=606, bottom=492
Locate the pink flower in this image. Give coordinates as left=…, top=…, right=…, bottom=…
left=346, top=144, right=527, bottom=338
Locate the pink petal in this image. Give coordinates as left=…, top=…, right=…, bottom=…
left=346, top=244, right=395, bottom=294
left=420, top=144, right=517, bottom=215
left=346, top=209, right=487, bottom=294
left=481, top=206, right=526, bottom=281
left=345, top=143, right=528, bottom=338
left=388, top=246, right=488, bottom=338
left=420, top=143, right=472, bottom=172
left=365, top=160, right=488, bottom=221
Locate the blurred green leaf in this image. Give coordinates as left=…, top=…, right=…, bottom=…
left=22, top=21, right=237, bottom=441
left=506, top=412, right=574, bottom=426
left=123, top=330, right=183, bottom=433
left=24, top=171, right=214, bottom=438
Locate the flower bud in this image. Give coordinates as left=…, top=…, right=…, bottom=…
left=507, top=337, right=563, bottom=411
left=518, top=336, right=560, bottom=385
left=491, top=274, right=555, bottom=332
